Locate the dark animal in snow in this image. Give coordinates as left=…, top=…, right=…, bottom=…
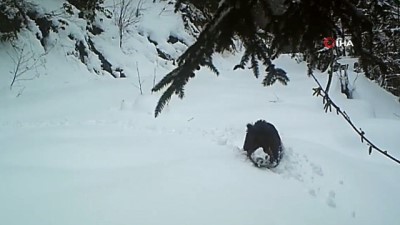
left=243, top=120, right=283, bottom=166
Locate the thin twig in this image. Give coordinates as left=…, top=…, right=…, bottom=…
left=8, top=44, right=46, bottom=90
left=113, top=0, right=141, bottom=48
left=351, top=73, right=360, bottom=89
left=153, top=58, right=158, bottom=89
left=136, top=61, right=143, bottom=95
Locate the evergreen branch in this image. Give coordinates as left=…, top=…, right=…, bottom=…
left=250, top=53, right=259, bottom=78
left=250, top=35, right=273, bottom=68
left=152, top=68, right=178, bottom=92
left=275, top=69, right=290, bottom=85
left=154, top=69, right=192, bottom=116
left=204, top=59, right=219, bottom=75
left=262, top=64, right=288, bottom=86
left=256, top=46, right=271, bottom=67
left=199, top=55, right=219, bottom=74
left=234, top=48, right=251, bottom=70
left=154, top=85, right=175, bottom=117
left=176, top=87, right=185, bottom=98
left=153, top=3, right=236, bottom=117
left=175, top=75, right=190, bottom=98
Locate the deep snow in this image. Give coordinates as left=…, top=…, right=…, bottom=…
left=1, top=1, right=400, bottom=225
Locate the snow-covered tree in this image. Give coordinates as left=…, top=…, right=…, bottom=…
left=0, top=0, right=32, bottom=41
left=356, top=0, right=400, bottom=97
left=66, top=0, right=105, bottom=22
left=176, top=0, right=219, bottom=19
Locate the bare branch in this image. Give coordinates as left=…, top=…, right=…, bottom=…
left=153, top=58, right=158, bottom=89
left=136, top=61, right=143, bottom=95
left=113, top=0, right=142, bottom=48
left=8, top=43, right=47, bottom=90
left=309, top=69, right=400, bottom=165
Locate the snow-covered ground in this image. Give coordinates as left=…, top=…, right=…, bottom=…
left=1, top=1, right=400, bottom=225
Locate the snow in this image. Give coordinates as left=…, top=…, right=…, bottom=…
left=1, top=1, right=400, bottom=225
left=137, top=1, right=195, bottom=59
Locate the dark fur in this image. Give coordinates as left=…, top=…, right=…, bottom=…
left=243, top=120, right=283, bottom=165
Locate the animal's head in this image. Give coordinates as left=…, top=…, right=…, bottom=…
left=243, top=123, right=261, bottom=156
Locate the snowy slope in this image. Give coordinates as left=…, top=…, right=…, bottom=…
left=1, top=1, right=400, bottom=225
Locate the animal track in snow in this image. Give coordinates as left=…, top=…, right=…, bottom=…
left=308, top=189, right=317, bottom=197
left=310, top=163, right=324, bottom=176
left=216, top=137, right=228, bottom=146
left=272, top=147, right=306, bottom=183
left=326, top=190, right=337, bottom=208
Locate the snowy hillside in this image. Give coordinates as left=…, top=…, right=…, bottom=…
left=1, top=1, right=400, bottom=225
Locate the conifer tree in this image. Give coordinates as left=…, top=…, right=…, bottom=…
left=176, top=0, right=219, bottom=17
left=152, top=0, right=376, bottom=117
left=356, top=0, right=400, bottom=96
left=66, top=0, right=105, bottom=22
left=0, top=0, right=32, bottom=41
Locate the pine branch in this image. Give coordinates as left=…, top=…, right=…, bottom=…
left=250, top=53, right=259, bottom=78
left=152, top=2, right=235, bottom=117
left=262, top=64, right=289, bottom=86
left=154, top=85, right=175, bottom=117
left=233, top=48, right=251, bottom=70
left=152, top=68, right=178, bottom=92
left=154, top=72, right=191, bottom=116
left=204, top=59, right=219, bottom=75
